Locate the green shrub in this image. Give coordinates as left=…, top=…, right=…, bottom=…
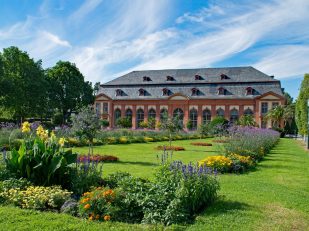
left=100, top=119, right=109, bottom=128
left=0, top=185, right=71, bottom=210
left=116, top=118, right=132, bottom=128
left=5, top=137, right=77, bottom=187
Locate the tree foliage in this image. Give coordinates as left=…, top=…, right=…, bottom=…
left=295, top=73, right=309, bottom=135
left=0, top=46, right=47, bottom=121
left=46, top=61, right=94, bottom=123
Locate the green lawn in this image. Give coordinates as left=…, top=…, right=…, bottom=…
left=73, top=138, right=218, bottom=179
left=1, top=138, right=309, bottom=230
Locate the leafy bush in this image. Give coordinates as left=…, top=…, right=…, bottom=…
left=82, top=166, right=219, bottom=225
left=0, top=185, right=71, bottom=210
left=199, top=156, right=232, bottom=173
left=118, top=136, right=129, bottom=144
left=79, top=187, right=119, bottom=221
left=139, top=121, right=148, bottom=128
left=100, top=119, right=109, bottom=128
left=207, top=116, right=229, bottom=136
left=116, top=118, right=132, bottom=128
left=224, top=126, right=280, bottom=160
left=141, top=162, right=219, bottom=225
left=226, top=153, right=255, bottom=173
left=69, top=156, right=103, bottom=196
left=5, top=137, right=77, bottom=186
left=147, top=118, right=156, bottom=130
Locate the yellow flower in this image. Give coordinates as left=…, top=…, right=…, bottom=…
left=21, top=121, right=31, bottom=133
left=58, top=137, right=66, bottom=147
left=84, top=204, right=91, bottom=209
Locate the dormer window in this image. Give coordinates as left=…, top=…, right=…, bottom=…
left=191, top=88, right=199, bottom=96
left=116, top=89, right=123, bottom=96
left=220, top=74, right=230, bottom=80
left=218, top=87, right=225, bottom=95
left=143, top=76, right=151, bottom=82
left=195, top=74, right=203, bottom=80
left=139, top=88, right=146, bottom=96
left=166, top=75, right=174, bottom=81
left=246, top=87, right=254, bottom=95
left=162, top=88, right=169, bottom=96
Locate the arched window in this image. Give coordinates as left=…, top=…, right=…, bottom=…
left=244, top=108, right=253, bottom=116
left=136, top=109, right=144, bottom=128
left=230, top=109, right=239, bottom=123
left=189, top=108, right=198, bottom=130
left=195, top=74, right=202, bottom=80
left=148, top=108, right=156, bottom=119
left=115, top=89, right=122, bottom=96
left=216, top=108, right=225, bottom=117
left=160, top=108, right=168, bottom=121
left=114, top=109, right=121, bottom=126
left=202, top=109, right=211, bottom=124
left=173, top=108, right=184, bottom=127
left=125, top=108, right=132, bottom=119
left=143, top=76, right=151, bottom=82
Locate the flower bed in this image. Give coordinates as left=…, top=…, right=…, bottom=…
left=79, top=162, right=219, bottom=225
left=190, top=142, right=212, bottom=146
left=78, top=155, right=119, bottom=163
left=156, top=146, right=185, bottom=151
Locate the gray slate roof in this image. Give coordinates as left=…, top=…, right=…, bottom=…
left=99, top=66, right=283, bottom=100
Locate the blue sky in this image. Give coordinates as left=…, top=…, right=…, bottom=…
left=0, top=0, right=308, bottom=100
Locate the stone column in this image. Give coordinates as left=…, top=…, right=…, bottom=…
left=225, top=105, right=230, bottom=121
left=155, top=104, right=160, bottom=130
left=121, top=104, right=125, bottom=118
left=109, top=102, right=113, bottom=129
left=211, top=105, right=216, bottom=120
left=183, top=104, right=189, bottom=131
left=239, top=104, right=244, bottom=118
left=132, top=105, right=137, bottom=129
left=197, top=105, right=202, bottom=127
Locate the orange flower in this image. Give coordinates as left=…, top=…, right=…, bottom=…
left=83, top=192, right=90, bottom=196
left=103, top=189, right=115, bottom=197
left=84, top=204, right=91, bottom=209
left=81, top=198, right=90, bottom=203
left=89, top=215, right=94, bottom=221
left=104, top=215, right=111, bottom=221
left=95, top=214, right=100, bottom=220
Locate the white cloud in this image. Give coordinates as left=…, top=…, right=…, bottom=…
left=254, top=45, right=309, bottom=79
left=69, top=0, right=103, bottom=23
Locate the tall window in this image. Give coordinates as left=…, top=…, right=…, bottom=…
left=173, top=108, right=184, bottom=126
left=230, top=109, right=239, bottom=123
left=261, top=102, right=268, bottom=114
left=95, top=103, right=101, bottom=116
left=148, top=108, right=156, bottom=119
left=216, top=108, right=225, bottom=117
left=103, top=103, right=108, bottom=113
left=202, top=109, right=211, bottom=123
left=244, top=108, right=253, bottom=116
left=125, top=109, right=132, bottom=119
left=136, top=109, right=144, bottom=128
left=189, top=108, right=198, bottom=130
left=114, top=109, right=121, bottom=126
left=160, top=108, right=168, bottom=121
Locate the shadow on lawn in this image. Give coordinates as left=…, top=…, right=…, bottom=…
left=201, top=198, right=251, bottom=216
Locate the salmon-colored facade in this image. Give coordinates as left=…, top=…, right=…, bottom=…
left=94, top=67, right=285, bottom=129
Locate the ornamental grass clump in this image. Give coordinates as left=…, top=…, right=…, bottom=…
left=224, top=126, right=280, bottom=160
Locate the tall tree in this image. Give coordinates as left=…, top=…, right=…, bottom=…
left=46, top=61, right=94, bottom=123
left=295, top=74, right=309, bottom=135
left=0, top=46, right=47, bottom=121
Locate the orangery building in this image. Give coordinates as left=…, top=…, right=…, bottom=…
left=94, top=66, right=285, bottom=130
